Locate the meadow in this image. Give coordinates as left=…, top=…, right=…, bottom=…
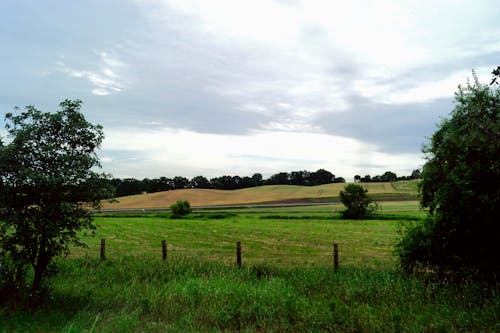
left=1, top=201, right=499, bottom=332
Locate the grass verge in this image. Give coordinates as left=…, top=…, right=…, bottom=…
left=1, top=257, right=498, bottom=332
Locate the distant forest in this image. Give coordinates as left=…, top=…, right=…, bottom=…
left=110, top=169, right=421, bottom=197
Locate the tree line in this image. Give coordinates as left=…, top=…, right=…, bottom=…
left=354, top=169, right=421, bottom=183
left=110, top=168, right=421, bottom=197
left=110, top=169, right=342, bottom=197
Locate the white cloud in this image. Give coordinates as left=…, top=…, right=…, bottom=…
left=56, top=52, right=127, bottom=96
left=101, top=127, right=423, bottom=179
left=355, top=67, right=494, bottom=104
left=165, top=0, right=303, bottom=45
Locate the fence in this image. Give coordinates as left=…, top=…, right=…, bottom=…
left=99, top=238, right=340, bottom=271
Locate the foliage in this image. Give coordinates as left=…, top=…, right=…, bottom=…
left=490, top=65, right=499, bottom=85
left=339, top=184, right=377, bottom=219
left=397, top=72, right=500, bottom=279
left=188, top=175, right=211, bottom=189
left=359, top=170, right=420, bottom=182
left=0, top=100, right=112, bottom=297
left=170, top=200, right=192, bottom=217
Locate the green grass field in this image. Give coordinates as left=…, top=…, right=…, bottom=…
left=79, top=201, right=426, bottom=268
left=1, top=201, right=498, bottom=332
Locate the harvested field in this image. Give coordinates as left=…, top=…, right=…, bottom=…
left=102, top=180, right=419, bottom=209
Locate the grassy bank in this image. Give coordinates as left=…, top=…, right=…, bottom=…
left=1, top=257, right=498, bottom=332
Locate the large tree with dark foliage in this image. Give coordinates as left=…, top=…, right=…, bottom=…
left=266, top=172, right=290, bottom=185
left=397, top=72, right=500, bottom=279
left=115, top=178, right=143, bottom=197
left=0, top=100, right=112, bottom=295
left=189, top=175, right=211, bottom=189
left=309, top=169, right=335, bottom=185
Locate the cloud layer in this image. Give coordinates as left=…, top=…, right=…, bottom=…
left=1, top=0, right=499, bottom=179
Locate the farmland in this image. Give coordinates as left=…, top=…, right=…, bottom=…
left=101, top=180, right=419, bottom=209
left=76, top=203, right=411, bottom=268
left=1, top=199, right=498, bottom=332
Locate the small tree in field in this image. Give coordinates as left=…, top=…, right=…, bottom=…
left=339, top=184, right=376, bottom=219
left=0, top=100, right=112, bottom=298
left=170, top=200, right=192, bottom=218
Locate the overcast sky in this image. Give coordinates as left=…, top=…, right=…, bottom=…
left=1, top=0, right=498, bottom=180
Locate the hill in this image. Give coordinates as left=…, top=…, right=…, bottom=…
left=101, top=180, right=419, bottom=209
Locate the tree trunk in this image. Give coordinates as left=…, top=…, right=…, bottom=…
left=32, top=241, right=49, bottom=293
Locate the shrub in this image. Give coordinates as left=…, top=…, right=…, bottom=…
left=339, top=184, right=377, bottom=219
left=170, top=200, right=192, bottom=217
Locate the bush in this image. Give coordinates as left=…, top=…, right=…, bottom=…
left=397, top=72, right=500, bottom=279
left=339, top=184, right=377, bottom=219
left=170, top=200, right=192, bottom=218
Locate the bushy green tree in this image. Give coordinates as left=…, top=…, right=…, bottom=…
left=170, top=200, right=192, bottom=217
left=0, top=100, right=112, bottom=296
left=339, top=184, right=376, bottom=219
left=397, top=72, right=500, bottom=279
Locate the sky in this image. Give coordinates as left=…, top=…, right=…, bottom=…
left=1, top=0, right=499, bottom=181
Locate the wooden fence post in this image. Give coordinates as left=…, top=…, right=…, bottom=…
left=100, top=239, right=106, bottom=260
left=333, top=242, right=339, bottom=272
left=162, top=240, right=167, bottom=261
left=236, top=241, right=242, bottom=268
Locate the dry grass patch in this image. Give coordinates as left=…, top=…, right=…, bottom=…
left=102, top=181, right=419, bottom=209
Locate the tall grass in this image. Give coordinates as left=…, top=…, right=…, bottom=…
left=1, top=256, right=498, bottom=332
left=1, top=203, right=498, bottom=332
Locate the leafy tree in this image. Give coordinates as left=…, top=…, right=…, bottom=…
left=333, top=177, right=346, bottom=183
left=172, top=176, right=189, bottom=190
left=170, top=200, right=192, bottom=217
left=354, top=175, right=361, bottom=183
left=410, top=169, right=421, bottom=179
left=115, top=178, right=143, bottom=196
left=309, top=169, right=335, bottom=185
left=0, top=100, right=112, bottom=295
left=251, top=173, right=263, bottom=187
left=339, top=184, right=376, bottom=219
left=397, top=72, right=500, bottom=278
left=360, top=175, right=371, bottom=182
left=158, top=177, right=174, bottom=191
left=266, top=172, right=290, bottom=185
left=380, top=171, right=397, bottom=182
left=239, top=176, right=255, bottom=189
left=189, top=176, right=211, bottom=189
left=141, top=177, right=170, bottom=193
left=210, top=175, right=235, bottom=190
left=290, top=170, right=310, bottom=185
left=232, top=176, right=243, bottom=189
